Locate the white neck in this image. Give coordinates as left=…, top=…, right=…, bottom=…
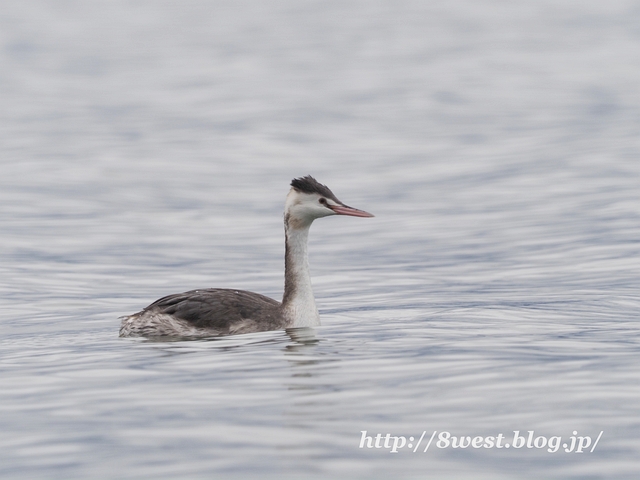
left=282, top=220, right=320, bottom=327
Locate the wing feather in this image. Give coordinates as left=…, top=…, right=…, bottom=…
left=143, top=288, right=283, bottom=331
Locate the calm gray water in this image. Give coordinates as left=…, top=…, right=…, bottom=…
left=1, top=1, right=639, bottom=478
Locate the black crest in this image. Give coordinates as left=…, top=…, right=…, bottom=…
left=290, top=175, right=340, bottom=202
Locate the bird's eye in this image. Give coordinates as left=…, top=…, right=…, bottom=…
left=319, top=198, right=327, bottom=205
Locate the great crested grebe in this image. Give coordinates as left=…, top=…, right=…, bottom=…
left=119, top=176, right=373, bottom=338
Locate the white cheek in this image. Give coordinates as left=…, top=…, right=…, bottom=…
left=316, top=205, right=338, bottom=218
left=298, top=204, right=332, bottom=219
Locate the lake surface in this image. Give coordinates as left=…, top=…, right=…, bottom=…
left=1, top=1, right=639, bottom=478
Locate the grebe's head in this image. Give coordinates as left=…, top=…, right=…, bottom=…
left=284, top=175, right=374, bottom=229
